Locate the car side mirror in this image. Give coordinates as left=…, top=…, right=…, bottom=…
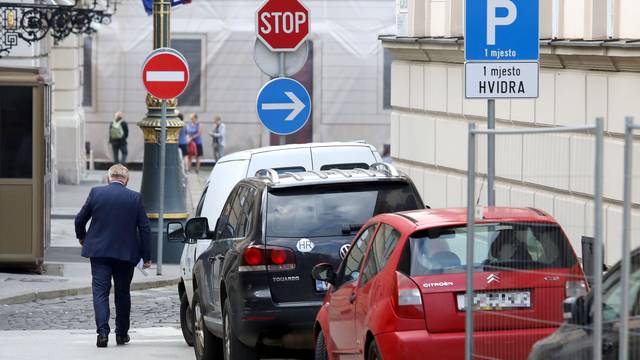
left=185, top=217, right=212, bottom=240
left=167, top=222, right=190, bottom=243
left=312, top=263, right=336, bottom=285
left=563, top=296, right=587, bottom=325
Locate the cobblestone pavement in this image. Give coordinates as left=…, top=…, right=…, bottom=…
left=0, top=286, right=179, bottom=331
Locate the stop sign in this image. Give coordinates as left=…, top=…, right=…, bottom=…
left=256, top=0, right=310, bottom=52
left=141, top=48, right=190, bottom=100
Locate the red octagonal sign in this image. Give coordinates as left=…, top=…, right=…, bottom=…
left=256, top=0, right=310, bottom=52
left=141, top=48, right=190, bottom=100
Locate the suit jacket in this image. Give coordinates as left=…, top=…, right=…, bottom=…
left=75, top=182, right=151, bottom=264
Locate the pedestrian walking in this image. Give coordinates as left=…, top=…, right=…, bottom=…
left=186, top=113, right=203, bottom=173
left=74, top=164, right=151, bottom=348
left=109, top=112, right=128, bottom=165
left=208, top=115, right=226, bottom=162
left=381, top=143, right=392, bottom=164
left=177, top=112, right=190, bottom=171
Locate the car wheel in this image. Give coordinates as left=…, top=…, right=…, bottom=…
left=180, top=292, right=195, bottom=346
left=367, top=339, right=383, bottom=360
left=193, top=289, right=222, bottom=360
left=314, top=329, right=328, bottom=360
left=223, top=298, right=258, bottom=360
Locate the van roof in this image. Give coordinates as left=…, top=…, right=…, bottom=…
left=388, top=207, right=556, bottom=229
left=215, top=142, right=377, bottom=163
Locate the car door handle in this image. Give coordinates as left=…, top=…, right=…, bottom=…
left=349, top=293, right=357, bottom=304
left=208, top=256, right=215, bottom=263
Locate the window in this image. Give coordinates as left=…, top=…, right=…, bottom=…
left=236, top=187, right=256, bottom=239
left=399, top=222, right=577, bottom=276
left=320, top=163, right=369, bottom=171
left=601, top=255, right=640, bottom=321
left=82, top=37, right=93, bottom=107
left=339, top=225, right=377, bottom=285
left=360, top=224, right=401, bottom=286
left=265, top=182, right=421, bottom=237
left=195, top=186, right=208, bottom=217
left=0, top=86, right=32, bottom=178
left=382, top=48, right=392, bottom=110
left=215, top=188, right=238, bottom=239
left=172, top=38, right=202, bottom=107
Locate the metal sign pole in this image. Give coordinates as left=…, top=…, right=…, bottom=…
left=465, top=123, right=476, bottom=360
left=619, top=116, right=634, bottom=360
left=487, top=99, right=495, bottom=206
left=593, top=117, right=604, bottom=360
left=278, top=52, right=286, bottom=145
left=157, top=99, right=167, bottom=276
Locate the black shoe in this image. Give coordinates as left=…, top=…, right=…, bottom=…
left=97, top=335, right=108, bottom=348
left=116, top=334, right=130, bottom=345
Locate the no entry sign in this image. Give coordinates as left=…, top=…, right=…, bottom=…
left=141, top=48, right=189, bottom=100
left=256, top=0, right=310, bottom=51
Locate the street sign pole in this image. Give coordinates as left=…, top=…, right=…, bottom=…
left=487, top=98, right=495, bottom=206
left=278, top=52, right=286, bottom=145
left=157, top=99, right=167, bottom=276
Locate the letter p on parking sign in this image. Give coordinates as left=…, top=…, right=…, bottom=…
left=465, top=0, right=538, bottom=61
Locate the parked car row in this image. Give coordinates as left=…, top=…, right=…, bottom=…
left=166, top=142, right=617, bottom=360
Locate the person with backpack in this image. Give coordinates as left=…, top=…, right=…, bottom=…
left=109, top=112, right=129, bottom=165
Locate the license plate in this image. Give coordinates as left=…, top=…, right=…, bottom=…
left=315, top=280, right=330, bottom=292
left=456, top=291, right=531, bottom=311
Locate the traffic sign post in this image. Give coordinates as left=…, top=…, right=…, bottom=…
left=464, top=0, right=539, bottom=211
left=256, top=77, right=311, bottom=136
left=141, top=47, right=189, bottom=276
left=254, top=0, right=311, bottom=144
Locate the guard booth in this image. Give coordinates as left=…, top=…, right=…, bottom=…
left=0, top=67, right=52, bottom=272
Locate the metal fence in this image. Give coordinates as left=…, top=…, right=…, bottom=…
left=464, top=119, right=607, bottom=360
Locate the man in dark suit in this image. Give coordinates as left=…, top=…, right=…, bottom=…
left=75, top=164, right=151, bottom=348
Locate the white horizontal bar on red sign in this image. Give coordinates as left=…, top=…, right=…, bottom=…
left=146, top=71, right=185, bottom=82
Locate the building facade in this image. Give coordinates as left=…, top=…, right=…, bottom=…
left=384, top=0, right=640, bottom=264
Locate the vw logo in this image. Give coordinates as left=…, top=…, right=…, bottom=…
left=339, top=244, right=351, bottom=260
left=487, top=273, right=500, bottom=284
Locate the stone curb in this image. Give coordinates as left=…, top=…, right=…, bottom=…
left=0, top=278, right=179, bottom=305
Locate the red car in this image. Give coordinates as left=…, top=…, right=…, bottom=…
left=311, top=207, right=587, bottom=360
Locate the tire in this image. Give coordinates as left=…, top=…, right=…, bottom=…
left=223, top=298, right=258, bottom=360
left=180, top=292, right=195, bottom=346
left=314, top=330, right=329, bottom=360
left=367, top=339, right=383, bottom=360
left=193, top=289, right=222, bottom=360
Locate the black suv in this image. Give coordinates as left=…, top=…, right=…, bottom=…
left=168, top=163, right=424, bottom=359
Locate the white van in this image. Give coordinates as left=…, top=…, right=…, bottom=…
left=177, top=142, right=382, bottom=346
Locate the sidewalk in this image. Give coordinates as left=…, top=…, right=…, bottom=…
left=0, top=168, right=210, bottom=305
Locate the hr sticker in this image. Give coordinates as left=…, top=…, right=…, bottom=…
left=296, top=238, right=315, bottom=252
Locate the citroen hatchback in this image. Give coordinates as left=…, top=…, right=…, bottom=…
left=312, top=207, right=587, bottom=360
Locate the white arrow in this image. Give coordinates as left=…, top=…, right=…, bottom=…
left=261, top=91, right=305, bottom=121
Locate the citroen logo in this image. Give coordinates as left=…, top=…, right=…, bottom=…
left=487, top=273, right=500, bottom=284
left=339, top=244, right=351, bottom=260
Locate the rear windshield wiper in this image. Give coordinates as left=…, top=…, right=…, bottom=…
left=341, top=224, right=364, bottom=235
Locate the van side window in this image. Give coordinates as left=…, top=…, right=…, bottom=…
left=360, top=224, right=401, bottom=287
left=195, top=186, right=208, bottom=217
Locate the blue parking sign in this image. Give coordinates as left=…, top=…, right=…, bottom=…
left=465, top=0, right=539, bottom=61
left=256, top=77, right=311, bottom=136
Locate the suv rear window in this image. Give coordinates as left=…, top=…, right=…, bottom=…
left=399, top=222, right=577, bottom=276
left=266, top=182, right=421, bottom=237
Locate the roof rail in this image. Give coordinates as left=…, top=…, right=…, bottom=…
left=329, top=168, right=353, bottom=178
left=353, top=168, right=376, bottom=177
left=308, top=170, right=328, bottom=179
left=369, top=162, right=399, bottom=177
left=282, top=172, right=304, bottom=181
left=255, top=169, right=280, bottom=183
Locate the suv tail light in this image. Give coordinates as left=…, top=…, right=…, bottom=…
left=565, top=280, right=588, bottom=298
left=392, top=271, right=424, bottom=319
left=239, top=246, right=296, bottom=272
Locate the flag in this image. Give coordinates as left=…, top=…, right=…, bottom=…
left=142, top=0, right=192, bottom=15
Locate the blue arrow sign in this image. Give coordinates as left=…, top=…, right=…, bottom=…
left=256, top=77, right=311, bottom=136
left=465, top=0, right=539, bottom=61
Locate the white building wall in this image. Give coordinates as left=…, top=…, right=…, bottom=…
left=85, top=0, right=395, bottom=162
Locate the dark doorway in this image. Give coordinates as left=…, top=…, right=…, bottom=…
left=270, top=40, right=313, bottom=145
left=0, top=86, right=33, bottom=178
